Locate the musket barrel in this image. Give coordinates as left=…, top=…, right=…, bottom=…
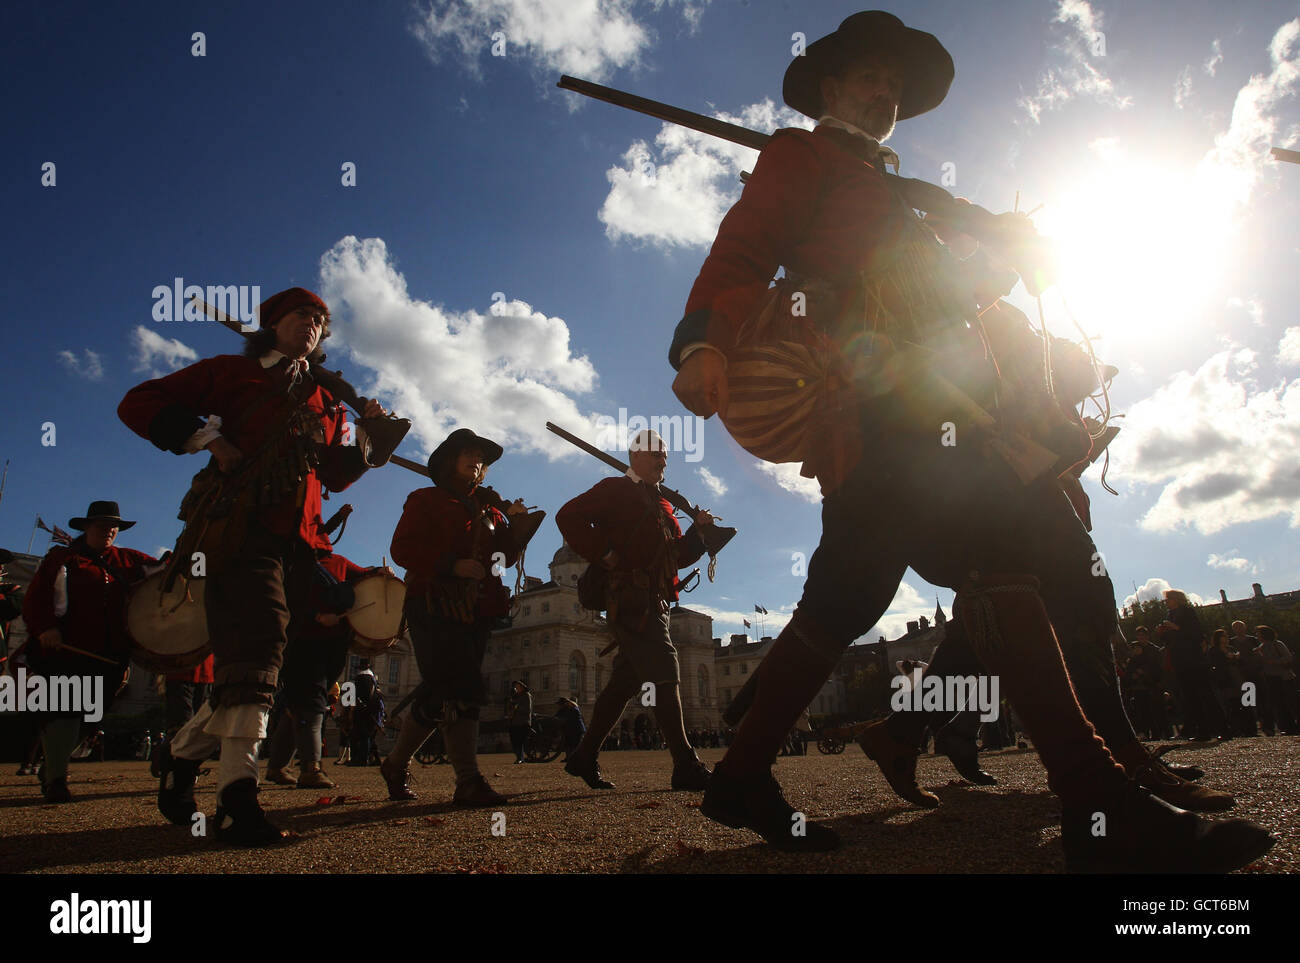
left=557, top=75, right=770, bottom=152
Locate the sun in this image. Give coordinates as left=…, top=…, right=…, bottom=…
left=1030, top=143, right=1245, bottom=347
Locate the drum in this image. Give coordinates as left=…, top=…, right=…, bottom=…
left=126, top=573, right=210, bottom=672
left=347, top=572, right=406, bottom=654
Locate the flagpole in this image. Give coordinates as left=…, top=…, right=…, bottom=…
left=27, top=515, right=38, bottom=554
left=0, top=459, right=9, bottom=511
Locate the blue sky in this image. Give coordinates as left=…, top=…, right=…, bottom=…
left=3, top=0, right=1299, bottom=644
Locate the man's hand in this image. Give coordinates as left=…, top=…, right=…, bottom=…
left=601, top=550, right=619, bottom=570
left=315, top=613, right=344, bottom=628
left=673, top=349, right=729, bottom=419
left=453, top=559, right=486, bottom=580
left=206, top=436, right=244, bottom=473
left=694, top=509, right=716, bottom=527
left=361, top=398, right=387, bottom=419
left=39, top=628, right=67, bottom=653
left=505, top=498, right=528, bottom=517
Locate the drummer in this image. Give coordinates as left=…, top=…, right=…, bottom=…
left=118, top=286, right=385, bottom=844
left=264, top=540, right=390, bottom=789
left=379, top=428, right=527, bottom=805
left=21, top=501, right=156, bottom=803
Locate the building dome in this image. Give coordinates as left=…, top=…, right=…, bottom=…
left=550, top=540, right=587, bottom=587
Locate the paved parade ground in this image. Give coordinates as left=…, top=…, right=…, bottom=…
left=2, top=738, right=1296, bottom=875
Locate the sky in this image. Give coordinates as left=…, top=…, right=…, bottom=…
left=3, top=0, right=1299, bottom=646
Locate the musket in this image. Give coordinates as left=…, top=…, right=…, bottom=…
left=557, top=75, right=1056, bottom=294
left=546, top=421, right=736, bottom=564
left=192, top=297, right=412, bottom=468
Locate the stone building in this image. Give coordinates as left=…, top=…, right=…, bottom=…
left=479, top=542, right=719, bottom=736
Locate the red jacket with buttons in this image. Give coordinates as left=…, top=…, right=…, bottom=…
left=117, top=354, right=367, bottom=552
left=22, top=539, right=155, bottom=669
left=556, top=476, right=705, bottom=602
left=390, top=487, right=520, bottom=619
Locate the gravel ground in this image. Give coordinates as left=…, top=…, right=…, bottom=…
left=1, top=737, right=1295, bottom=874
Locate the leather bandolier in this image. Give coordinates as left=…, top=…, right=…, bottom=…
left=424, top=490, right=498, bottom=625
left=167, top=378, right=327, bottom=588
left=606, top=485, right=679, bottom=635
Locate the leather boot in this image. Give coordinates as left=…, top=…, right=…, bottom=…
left=379, top=757, right=417, bottom=801
left=43, top=776, right=73, bottom=804
left=296, top=765, right=336, bottom=789
left=452, top=774, right=508, bottom=808
left=1112, top=741, right=1233, bottom=812
left=264, top=765, right=297, bottom=786
left=565, top=752, right=614, bottom=790
left=858, top=719, right=940, bottom=808
left=214, top=778, right=289, bottom=846
left=157, top=743, right=202, bottom=826
left=1062, top=784, right=1273, bottom=873
left=670, top=754, right=712, bottom=791
left=701, top=763, right=840, bottom=853
left=935, top=728, right=997, bottom=786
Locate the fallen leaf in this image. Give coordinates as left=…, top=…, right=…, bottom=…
left=424, top=817, right=446, bottom=826
left=392, top=819, right=410, bottom=825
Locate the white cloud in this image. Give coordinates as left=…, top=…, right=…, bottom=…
left=1199, top=19, right=1300, bottom=214
left=599, top=100, right=811, bottom=248
left=1278, top=327, right=1300, bottom=366
left=57, top=349, right=104, bottom=381
left=1018, top=0, right=1132, bottom=122
left=1207, top=552, right=1251, bottom=572
left=1227, top=296, right=1264, bottom=327
left=695, top=579, right=931, bottom=645
left=753, top=461, right=822, bottom=504
left=1122, top=577, right=1205, bottom=611
left=130, top=326, right=199, bottom=377
left=1205, top=38, right=1224, bottom=77
left=693, top=603, right=791, bottom=637
left=409, top=0, right=709, bottom=84
left=696, top=466, right=726, bottom=498
left=317, top=236, right=605, bottom=462
left=1108, top=343, right=1300, bottom=534
left=1174, top=65, right=1193, bottom=109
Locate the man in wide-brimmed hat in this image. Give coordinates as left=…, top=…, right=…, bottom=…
left=119, top=287, right=387, bottom=844
left=379, top=428, right=527, bottom=806
left=21, top=501, right=155, bottom=802
left=669, top=11, right=1273, bottom=871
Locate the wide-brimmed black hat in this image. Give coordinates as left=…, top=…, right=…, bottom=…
left=783, top=11, right=954, bottom=121
left=69, top=501, right=136, bottom=531
left=427, top=428, right=504, bottom=478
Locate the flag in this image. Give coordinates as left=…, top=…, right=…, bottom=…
left=743, top=619, right=751, bottom=628
left=38, top=517, right=72, bottom=546
left=755, top=604, right=768, bottom=615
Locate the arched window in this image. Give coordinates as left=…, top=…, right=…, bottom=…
left=697, top=664, right=709, bottom=702
left=569, top=651, right=587, bottom=702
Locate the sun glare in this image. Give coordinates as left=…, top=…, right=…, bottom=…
left=1032, top=147, right=1244, bottom=346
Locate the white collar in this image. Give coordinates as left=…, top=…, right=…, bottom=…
left=259, top=349, right=310, bottom=374
left=625, top=468, right=659, bottom=491
left=817, top=115, right=901, bottom=171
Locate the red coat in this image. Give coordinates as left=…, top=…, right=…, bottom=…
left=390, top=487, right=519, bottom=619
left=672, top=125, right=985, bottom=367
left=556, top=476, right=705, bottom=602
left=117, top=354, right=367, bottom=552
left=22, top=539, right=156, bottom=668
